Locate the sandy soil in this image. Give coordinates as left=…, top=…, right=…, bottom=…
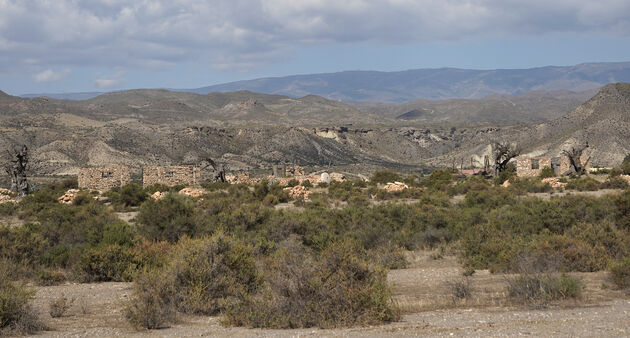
left=26, top=250, right=630, bottom=337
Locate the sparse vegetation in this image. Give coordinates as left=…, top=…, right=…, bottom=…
left=48, top=293, right=75, bottom=318
left=0, top=274, right=46, bottom=335
left=506, top=273, right=582, bottom=306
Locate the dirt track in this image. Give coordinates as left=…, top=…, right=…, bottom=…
left=28, top=251, right=630, bottom=337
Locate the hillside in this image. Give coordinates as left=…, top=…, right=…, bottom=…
left=187, top=62, right=630, bottom=102
left=2, top=84, right=630, bottom=176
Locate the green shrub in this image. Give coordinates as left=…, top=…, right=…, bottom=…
left=224, top=239, right=400, bottom=328
left=600, top=176, right=629, bottom=190
left=539, top=166, right=555, bottom=179
left=286, top=179, right=300, bottom=187
left=76, top=244, right=136, bottom=282
left=168, top=233, right=260, bottom=315
left=125, top=268, right=178, bottom=330
left=509, top=178, right=552, bottom=194
left=506, top=273, right=582, bottom=306
left=369, top=170, right=402, bottom=185
left=422, top=169, right=454, bottom=189
left=565, top=177, right=601, bottom=191
left=0, top=275, right=46, bottom=335
left=494, top=162, right=517, bottom=185
left=609, top=257, right=630, bottom=289
left=301, top=180, right=313, bottom=188
left=369, top=246, right=409, bottom=269
left=137, top=193, right=196, bottom=242
left=0, top=202, right=17, bottom=217
left=119, top=183, right=148, bottom=207
left=101, top=220, right=137, bottom=247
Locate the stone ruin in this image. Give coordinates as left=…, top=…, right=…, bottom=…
left=515, top=155, right=591, bottom=178
left=78, top=166, right=131, bottom=191
left=143, top=165, right=201, bottom=187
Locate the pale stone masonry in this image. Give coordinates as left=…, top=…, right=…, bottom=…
left=515, top=157, right=552, bottom=177
left=515, top=155, right=591, bottom=177
left=78, top=166, right=132, bottom=191
left=143, top=165, right=200, bottom=187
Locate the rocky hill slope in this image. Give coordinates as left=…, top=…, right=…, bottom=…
left=1, top=84, right=629, bottom=176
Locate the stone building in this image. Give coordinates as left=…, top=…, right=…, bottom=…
left=515, top=157, right=552, bottom=177
left=78, top=166, right=131, bottom=191
left=515, top=155, right=591, bottom=177
left=143, top=165, right=200, bottom=187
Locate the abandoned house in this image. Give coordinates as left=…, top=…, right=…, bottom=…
left=515, top=155, right=591, bottom=177
left=143, top=165, right=201, bottom=187
left=78, top=166, right=132, bottom=191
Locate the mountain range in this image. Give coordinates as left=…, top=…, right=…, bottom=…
left=20, top=62, right=630, bottom=103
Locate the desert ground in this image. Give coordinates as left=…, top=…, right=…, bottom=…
left=27, top=251, right=630, bottom=337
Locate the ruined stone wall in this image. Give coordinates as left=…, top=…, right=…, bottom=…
left=143, top=165, right=200, bottom=187
left=515, top=157, right=552, bottom=177
left=557, top=155, right=591, bottom=175
left=78, top=166, right=131, bottom=191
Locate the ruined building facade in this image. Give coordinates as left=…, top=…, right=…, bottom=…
left=515, top=155, right=591, bottom=177
left=143, top=165, right=200, bottom=187
left=78, top=166, right=132, bottom=191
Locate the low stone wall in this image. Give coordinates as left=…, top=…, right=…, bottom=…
left=143, top=165, right=200, bottom=187
left=78, top=166, right=131, bottom=191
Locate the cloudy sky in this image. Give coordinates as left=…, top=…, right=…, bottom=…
left=1, top=0, right=629, bottom=95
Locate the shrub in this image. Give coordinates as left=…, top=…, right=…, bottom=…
left=168, top=233, right=260, bottom=315
left=137, top=193, right=196, bottom=242
left=370, top=245, right=409, bottom=269
left=301, top=180, right=313, bottom=188
left=539, top=166, right=555, bottom=179
left=494, top=162, right=516, bottom=185
left=76, top=244, right=136, bottom=282
left=369, top=170, right=402, bottom=185
left=565, top=177, right=601, bottom=191
left=506, top=273, right=582, bottom=306
left=0, top=275, right=46, bottom=335
left=119, top=183, right=148, bottom=207
left=422, top=169, right=454, bottom=190
left=36, top=269, right=67, bottom=286
left=609, top=257, right=630, bottom=289
left=224, top=240, right=400, bottom=328
left=125, top=268, right=177, bottom=330
left=448, top=277, right=472, bottom=303
left=286, top=179, right=300, bottom=187
left=48, top=294, right=74, bottom=318
left=600, top=176, right=629, bottom=190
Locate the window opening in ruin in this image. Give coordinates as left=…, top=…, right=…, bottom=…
left=101, top=171, right=114, bottom=178
left=531, top=159, right=540, bottom=170
left=165, top=171, right=175, bottom=178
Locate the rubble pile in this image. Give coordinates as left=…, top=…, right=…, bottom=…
left=178, top=187, right=206, bottom=198
left=58, top=189, right=80, bottom=204
left=541, top=177, right=568, bottom=188
left=383, top=182, right=408, bottom=192
left=502, top=180, right=511, bottom=187
left=285, top=185, right=311, bottom=199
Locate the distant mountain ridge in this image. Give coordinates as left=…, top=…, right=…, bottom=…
left=19, top=62, right=630, bottom=103
left=186, top=62, right=630, bottom=102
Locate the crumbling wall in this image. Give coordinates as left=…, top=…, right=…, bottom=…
left=78, top=166, right=131, bottom=191
left=515, top=157, right=552, bottom=177
left=143, top=165, right=200, bottom=187
left=557, top=155, right=591, bottom=175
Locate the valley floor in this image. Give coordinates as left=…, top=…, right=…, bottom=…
left=29, top=251, right=629, bottom=337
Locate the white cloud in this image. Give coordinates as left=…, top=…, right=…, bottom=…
left=0, top=0, right=629, bottom=72
left=33, top=69, right=71, bottom=82
left=93, top=71, right=126, bottom=89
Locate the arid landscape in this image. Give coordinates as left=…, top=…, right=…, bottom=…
left=2, top=1, right=630, bottom=336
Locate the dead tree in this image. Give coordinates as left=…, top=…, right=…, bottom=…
left=493, top=142, right=520, bottom=177
left=562, top=142, right=589, bottom=175
left=4, top=145, right=30, bottom=197
left=200, top=158, right=226, bottom=182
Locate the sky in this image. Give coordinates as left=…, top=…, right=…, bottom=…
left=0, top=0, right=629, bottom=95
